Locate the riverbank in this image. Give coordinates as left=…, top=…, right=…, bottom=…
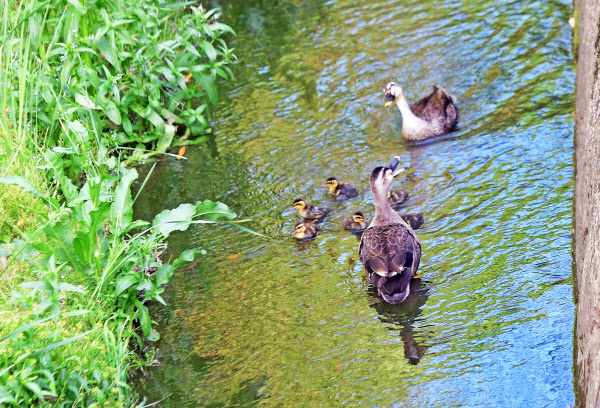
left=0, top=1, right=241, bottom=405
left=573, top=0, right=600, bottom=406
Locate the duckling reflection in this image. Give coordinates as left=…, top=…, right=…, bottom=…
left=325, top=177, right=359, bottom=200
left=367, top=278, right=430, bottom=365
left=292, top=199, right=332, bottom=220
left=342, top=211, right=369, bottom=231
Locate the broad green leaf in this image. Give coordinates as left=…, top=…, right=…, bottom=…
left=21, top=281, right=50, bottom=290
left=135, top=301, right=151, bottom=336
left=152, top=203, right=196, bottom=237
left=110, top=169, right=138, bottom=234
left=198, top=40, right=217, bottom=62
left=155, top=264, right=173, bottom=286
left=74, top=93, right=100, bottom=110
left=208, top=22, right=236, bottom=36
left=97, top=39, right=121, bottom=70
left=42, top=221, right=88, bottom=274
left=57, top=282, right=85, bottom=293
left=44, top=151, right=78, bottom=202
left=142, top=109, right=166, bottom=133
left=195, top=200, right=236, bottom=221
left=102, top=99, right=122, bottom=125
left=196, top=74, right=218, bottom=106
left=66, top=0, right=85, bottom=13
left=146, top=329, right=160, bottom=341
left=115, top=275, right=138, bottom=296
left=122, top=115, right=133, bottom=136
left=156, top=124, right=175, bottom=153
left=173, top=249, right=199, bottom=270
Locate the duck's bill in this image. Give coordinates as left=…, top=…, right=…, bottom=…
left=384, top=93, right=395, bottom=108
left=389, top=156, right=405, bottom=177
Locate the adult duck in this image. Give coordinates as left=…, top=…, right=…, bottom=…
left=292, top=199, right=332, bottom=220
left=383, top=82, right=458, bottom=141
left=359, top=156, right=422, bottom=304
left=325, top=177, right=359, bottom=200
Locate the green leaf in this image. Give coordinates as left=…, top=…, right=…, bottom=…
left=74, top=93, right=100, bottom=110
left=110, top=169, right=138, bottom=234
left=57, top=282, right=85, bottom=293
left=116, top=274, right=138, bottom=296
left=195, top=200, right=236, bottom=221
left=97, top=39, right=121, bottom=70
left=66, top=0, right=85, bottom=13
left=22, top=328, right=98, bottom=359
left=173, top=249, right=198, bottom=270
left=0, top=176, right=58, bottom=209
left=42, top=222, right=88, bottom=274
left=135, top=301, right=151, bottom=336
left=122, top=115, right=133, bottom=136
left=102, top=99, right=121, bottom=125
left=155, top=264, right=173, bottom=286
left=146, top=329, right=160, bottom=341
left=156, top=124, right=175, bottom=153
left=198, top=40, right=217, bottom=62
left=152, top=203, right=196, bottom=237
left=21, top=281, right=50, bottom=290
left=196, top=74, right=218, bottom=106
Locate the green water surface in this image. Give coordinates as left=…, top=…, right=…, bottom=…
left=134, top=0, right=575, bottom=406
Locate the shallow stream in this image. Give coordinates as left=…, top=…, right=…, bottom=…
left=134, top=0, right=576, bottom=405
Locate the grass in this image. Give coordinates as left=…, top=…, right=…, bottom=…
left=0, top=0, right=249, bottom=406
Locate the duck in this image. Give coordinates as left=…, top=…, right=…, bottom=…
left=388, top=189, right=410, bottom=207
left=359, top=156, right=422, bottom=304
left=342, top=211, right=369, bottom=231
left=383, top=82, right=458, bottom=140
left=292, top=221, right=319, bottom=240
left=292, top=198, right=332, bottom=220
left=325, top=177, right=359, bottom=200
left=401, top=213, right=424, bottom=230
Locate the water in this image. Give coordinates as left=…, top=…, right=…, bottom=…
left=133, top=0, right=576, bottom=406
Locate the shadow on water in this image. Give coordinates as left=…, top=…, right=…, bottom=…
left=133, top=0, right=576, bottom=406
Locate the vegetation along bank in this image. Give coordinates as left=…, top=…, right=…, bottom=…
left=0, top=0, right=250, bottom=405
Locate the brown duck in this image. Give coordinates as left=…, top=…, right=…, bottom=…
left=359, top=156, right=422, bottom=304
left=325, top=177, right=359, bottom=200
left=384, top=82, right=458, bottom=140
left=401, top=213, right=424, bottom=230
left=292, top=221, right=319, bottom=240
left=342, top=211, right=369, bottom=231
left=292, top=199, right=332, bottom=220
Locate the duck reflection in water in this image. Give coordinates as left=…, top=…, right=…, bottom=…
left=367, top=278, right=430, bottom=365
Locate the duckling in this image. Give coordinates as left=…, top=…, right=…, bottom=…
left=388, top=189, right=410, bottom=207
left=292, top=221, right=319, bottom=240
left=342, top=211, right=369, bottom=231
left=325, top=177, right=359, bottom=200
left=359, top=156, right=422, bottom=304
left=384, top=82, right=458, bottom=140
left=292, top=198, right=332, bottom=220
left=401, top=213, right=424, bottom=230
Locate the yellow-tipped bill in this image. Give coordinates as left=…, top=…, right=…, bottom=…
left=384, top=101, right=394, bottom=108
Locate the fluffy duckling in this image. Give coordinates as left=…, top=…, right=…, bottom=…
left=292, top=198, right=332, bottom=220
left=359, top=156, right=422, bottom=304
left=325, top=177, right=359, bottom=200
left=292, top=221, right=319, bottom=240
left=342, top=211, right=369, bottom=231
left=384, top=82, right=458, bottom=140
left=388, top=189, right=410, bottom=207
left=401, top=213, right=424, bottom=230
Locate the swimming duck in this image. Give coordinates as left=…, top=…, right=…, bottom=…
left=292, top=221, right=319, bottom=240
left=388, top=189, right=410, bottom=207
left=384, top=82, right=458, bottom=140
left=359, top=156, right=422, bottom=304
left=342, top=211, right=369, bottom=231
left=292, top=199, right=332, bottom=220
left=325, top=177, right=359, bottom=200
left=401, top=213, right=424, bottom=230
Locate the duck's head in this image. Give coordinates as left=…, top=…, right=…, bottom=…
left=325, top=177, right=339, bottom=193
left=352, top=211, right=366, bottom=224
left=292, top=198, right=307, bottom=212
left=292, top=221, right=307, bottom=236
left=383, top=82, right=403, bottom=108
left=370, top=156, right=405, bottom=197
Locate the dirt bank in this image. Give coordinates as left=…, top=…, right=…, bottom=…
left=574, top=0, right=600, bottom=406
